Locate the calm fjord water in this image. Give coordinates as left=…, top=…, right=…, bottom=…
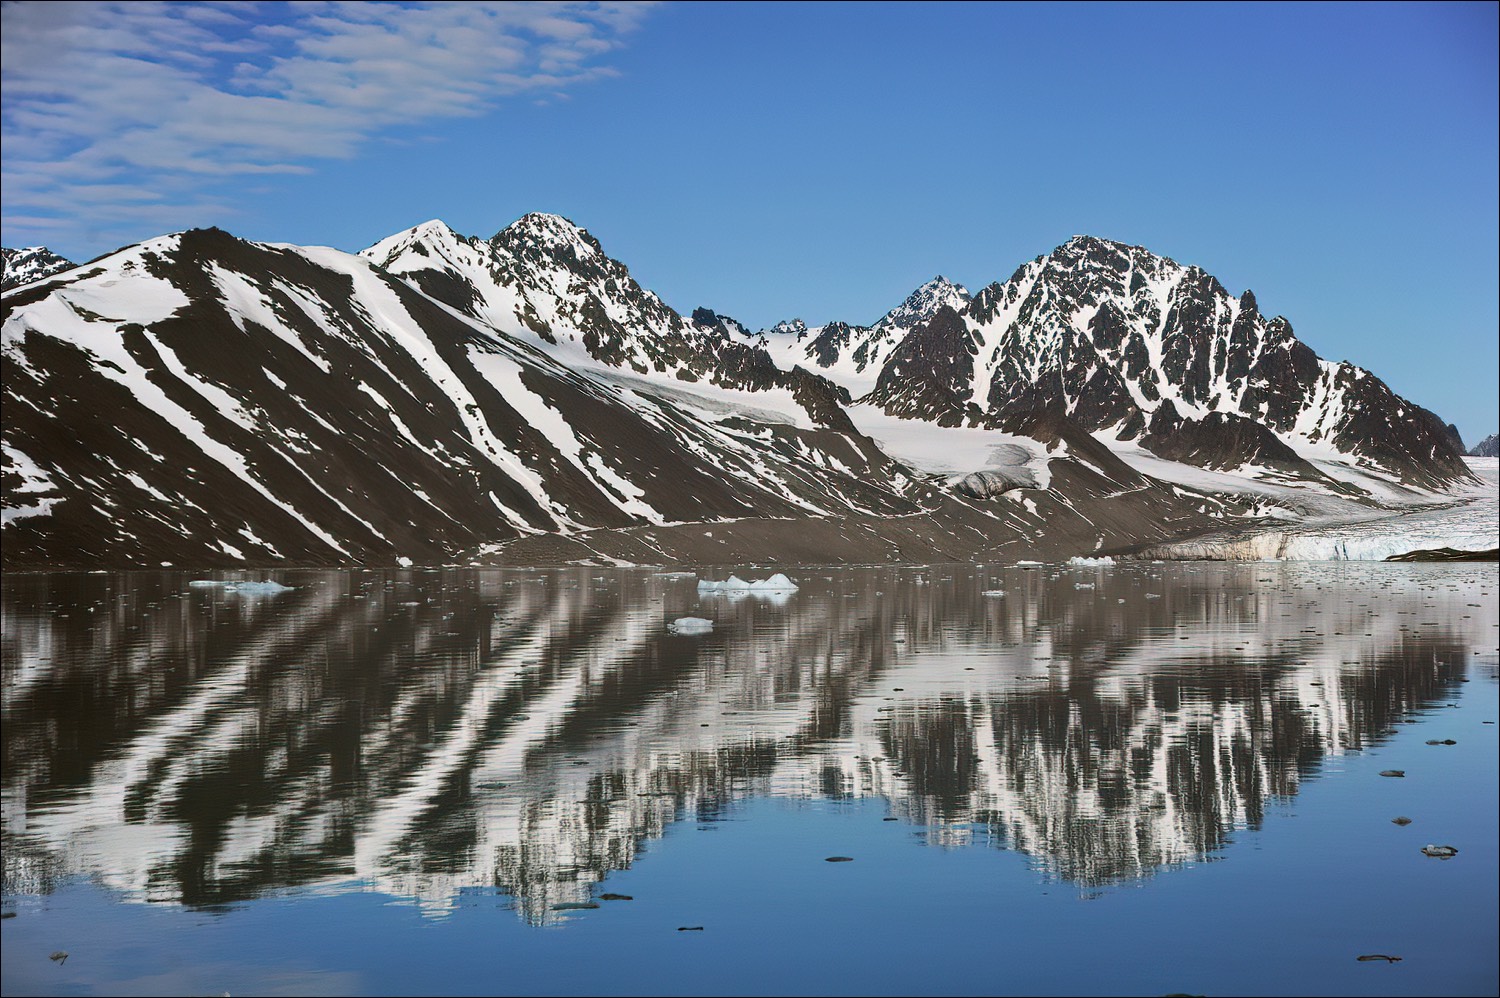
left=2, top=563, right=1496, bottom=997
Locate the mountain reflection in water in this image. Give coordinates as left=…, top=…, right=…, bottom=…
left=2, top=563, right=1491, bottom=924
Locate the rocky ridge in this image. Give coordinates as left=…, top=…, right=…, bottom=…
left=2, top=246, right=75, bottom=292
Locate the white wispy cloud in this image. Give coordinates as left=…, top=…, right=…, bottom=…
left=1, top=0, right=655, bottom=252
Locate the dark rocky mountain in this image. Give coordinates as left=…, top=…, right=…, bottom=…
left=3, top=223, right=1245, bottom=569
left=0, top=228, right=905, bottom=568
left=1471, top=433, right=1499, bottom=458
left=2, top=246, right=74, bottom=291
left=788, top=236, right=1470, bottom=490
left=763, top=276, right=971, bottom=383
left=1, top=216, right=1474, bottom=569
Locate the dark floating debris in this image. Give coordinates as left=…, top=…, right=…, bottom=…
left=0, top=911, right=14, bottom=920
left=1379, top=770, right=1406, bottom=778
left=678, top=926, right=704, bottom=931
left=825, top=856, right=854, bottom=862
left=1424, top=739, right=1457, bottom=745
left=1391, top=816, right=1413, bottom=826
left=883, top=817, right=899, bottom=822
left=599, top=893, right=633, bottom=901
left=1421, top=845, right=1459, bottom=859
left=49, top=951, right=68, bottom=964
left=551, top=902, right=599, bottom=910
left=1357, top=954, right=1403, bottom=963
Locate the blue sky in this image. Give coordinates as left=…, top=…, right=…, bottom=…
left=3, top=1, right=1496, bottom=440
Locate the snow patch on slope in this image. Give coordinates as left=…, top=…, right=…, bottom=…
left=848, top=404, right=1051, bottom=489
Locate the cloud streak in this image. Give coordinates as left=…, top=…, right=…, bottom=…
left=1, top=1, right=655, bottom=252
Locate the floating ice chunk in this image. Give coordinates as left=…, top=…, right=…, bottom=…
left=1074, top=582, right=1095, bottom=590
left=981, top=590, right=1006, bottom=597
left=396, top=556, right=413, bottom=568
left=668, top=616, right=714, bottom=635
left=697, top=575, right=751, bottom=593
left=188, top=579, right=294, bottom=596
left=697, top=573, right=799, bottom=595
left=654, top=572, right=697, bottom=579
left=1015, top=560, right=1042, bottom=569
left=1068, top=556, right=1115, bottom=566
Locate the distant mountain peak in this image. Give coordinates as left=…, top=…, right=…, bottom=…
left=1046, top=234, right=1183, bottom=273
left=2, top=246, right=75, bottom=292
left=876, top=274, right=972, bottom=330
left=690, top=307, right=753, bottom=339
left=410, top=218, right=462, bottom=240
left=360, top=218, right=473, bottom=270
left=494, top=212, right=599, bottom=254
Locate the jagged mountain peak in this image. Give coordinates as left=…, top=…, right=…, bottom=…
left=690, top=307, right=755, bottom=340
left=409, top=218, right=462, bottom=240
left=2, top=245, right=77, bottom=292
left=1040, top=234, right=1190, bottom=280
left=360, top=218, right=474, bottom=270
left=876, top=274, right=972, bottom=330
left=869, top=234, right=1468, bottom=487
left=767, top=318, right=809, bottom=338
left=492, top=212, right=602, bottom=256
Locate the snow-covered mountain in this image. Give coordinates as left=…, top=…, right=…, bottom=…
left=2, top=246, right=74, bottom=291
left=0, top=227, right=932, bottom=568
left=817, top=236, right=1464, bottom=490
left=362, top=214, right=792, bottom=394
left=1471, top=434, right=1499, bottom=458
left=1, top=216, right=1480, bottom=568
left=761, top=276, right=972, bottom=389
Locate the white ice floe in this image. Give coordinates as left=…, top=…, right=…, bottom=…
left=696, top=573, right=799, bottom=594
left=981, top=590, right=1006, bottom=597
left=667, top=616, right=714, bottom=635
left=1067, top=556, right=1115, bottom=566
left=188, top=580, right=294, bottom=596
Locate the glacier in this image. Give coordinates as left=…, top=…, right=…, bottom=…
left=1141, top=458, right=1498, bottom=561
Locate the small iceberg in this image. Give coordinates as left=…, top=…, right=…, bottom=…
left=981, top=590, right=1006, bottom=597
left=698, top=575, right=749, bottom=594
left=697, top=573, right=799, bottom=595
left=188, top=579, right=294, bottom=596
left=1068, top=556, right=1115, bottom=566
left=668, top=616, right=714, bottom=635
